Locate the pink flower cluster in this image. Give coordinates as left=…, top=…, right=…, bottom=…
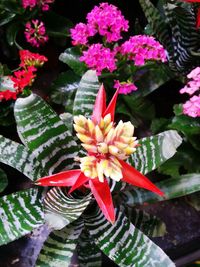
left=180, top=67, right=200, bottom=117
left=80, top=44, right=117, bottom=75
left=114, top=80, right=138, bottom=95
left=22, top=0, right=54, bottom=11
left=120, top=35, right=167, bottom=66
left=25, top=20, right=48, bottom=47
left=70, top=2, right=129, bottom=45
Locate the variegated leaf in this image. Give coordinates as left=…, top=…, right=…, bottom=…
left=44, top=187, right=91, bottom=230
left=0, top=168, right=8, bottom=193
left=0, top=135, right=46, bottom=181
left=85, top=208, right=175, bottom=267
left=36, top=220, right=83, bottom=267
left=77, top=228, right=102, bottom=267
left=122, top=173, right=200, bottom=206
left=125, top=207, right=166, bottom=237
left=73, top=70, right=100, bottom=118
left=0, top=188, right=44, bottom=245
left=14, top=94, right=78, bottom=174
left=129, top=130, right=182, bottom=175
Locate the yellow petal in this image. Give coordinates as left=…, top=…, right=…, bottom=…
left=95, top=125, right=104, bottom=142
left=81, top=144, right=97, bottom=153
left=73, top=124, right=85, bottom=134
left=77, top=133, right=93, bottom=144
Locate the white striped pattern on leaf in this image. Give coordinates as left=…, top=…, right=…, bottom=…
left=125, top=207, right=166, bottom=237
left=44, top=187, right=91, bottom=230
left=73, top=70, right=100, bottom=118
left=85, top=208, right=175, bottom=267
left=129, top=130, right=182, bottom=175
left=0, top=135, right=46, bottom=181
left=122, top=173, right=200, bottom=206
left=77, top=228, right=102, bottom=267
left=36, top=220, right=83, bottom=267
left=0, top=188, right=44, bottom=246
left=14, top=94, right=78, bottom=174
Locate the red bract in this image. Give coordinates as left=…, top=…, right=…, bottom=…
left=36, top=85, right=164, bottom=223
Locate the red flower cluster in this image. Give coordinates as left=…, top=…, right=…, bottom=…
left=0, top=50, right=47, bottom=102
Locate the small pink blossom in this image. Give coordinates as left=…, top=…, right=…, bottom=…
left=22, top=0, right=37, bottom=9
left=70, top=23, right=96, bottom=46
left=180, top=67, right=200, bottom=95
left=86, top=2, right=129, bottom=43
left=80, top=44, right=117, bottom=75
left=182, top=95, right=200, bottom=117
left=114, top=80, right=138, bottom=95
left=38, top=0, right=54, bottom=11
left=120, top=35, right=167, bottom=66
left=25, top=20, right=48, bottom=47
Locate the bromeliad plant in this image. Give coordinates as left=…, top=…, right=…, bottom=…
left=3, top=70, right=200, bottom=266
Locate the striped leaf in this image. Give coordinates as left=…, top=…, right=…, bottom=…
left=73, top=70, right=100, bottom=118
left=0, top=168, right=8, bottom=193
left=122, top=173, right=200, bottom=206
left=0, top=135, right=46, bottom=181
left=77, top=228, right=102, bottom=267
left=0, top=188, right=44, bottom=245
left=85, top=208, right=175, bottom=267
left=14, top=94, right=78, bottom=174
left=44, top=187, right=91, bottom=230
left=125, top=207, right=166, bottom=237
left=36, top=220, right=83, bottom=267
left=129, top=130, right=182, bottom=175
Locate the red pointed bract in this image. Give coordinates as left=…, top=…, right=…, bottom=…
left=69, top=172, right=89, bottom=194
left=120, top=160, right=164, bottom=196
left=89, top=178, right=115, bottom=223
left=197, top=7, right=200, bottom=28
left=35, top=169, right=81, bottom=186
left=92, top=84, right=106, bottom=124
left=103, top=88, right=120, bottom=121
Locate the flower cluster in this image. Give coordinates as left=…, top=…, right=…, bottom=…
left=120, top=35, right=167, bottom=66
left=114, top=80, right=138, bottom=95
left=22, top=0, right=54, bottom=11
left=25, top=20, right=48, bottom=47
left=180, top=67, right=200, bottom=117
left=80, top=44, right=117, bottom=75
left=0, top=50, right=47, bottom=102
left=70, top=3, right=167, bottom=94
left=70, top=3, right=129, bottom=45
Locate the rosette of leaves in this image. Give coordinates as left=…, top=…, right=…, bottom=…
left=139, top=0, right=200, bottom=76
left=1, top=70, right=200, bottom=267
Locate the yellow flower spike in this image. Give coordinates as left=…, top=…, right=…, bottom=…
left=73, top=124, right=86, bottom=134
left=97, top=162, right=104, bottom=182
left=104, top=122, right=113, bottom=136
left=81, top=144, right=97, bottom=153
left=103, top=113, right=112, bottom=127
left=74, top=115, right=87, bottom=127
left=122, top=121, right=134, bottom=137
left=97, top=142, right=108, bottom=154
left=105, top=127, right=115, bottom=143
left=76, top=133, right=93, bottom=144
left=95, top=125, right=104, bottom=142
left=124, top=147, right=136, bottom=155
left=108, top=145, right=119, bottom=156
left=87, top=118, right=95, bottom=135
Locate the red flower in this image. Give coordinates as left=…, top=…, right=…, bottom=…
left=19, top=50, right=47, bottom=68
left=36, top=85, right=164, bottom=223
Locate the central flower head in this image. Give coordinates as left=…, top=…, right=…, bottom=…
left=74, top=113, right=138, bottom=182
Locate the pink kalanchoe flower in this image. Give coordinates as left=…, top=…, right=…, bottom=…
left=25, top=20, right=48, bottom=47
left=86, top=2, right=129, bottom=43
left=120, top=35, right=167, bottom=66
left=80, top=43, right=117, bottom=75
left=38, top=0, right=54, bottom=11
left=22, top=0, right=37, bottom=9
left=182, top=95, right=200, bottom=117
left=114, top=80, right=138, bottom=95
left=180, top=67, right=200, bottom=95
left=70, top=23, right=96, bottom=46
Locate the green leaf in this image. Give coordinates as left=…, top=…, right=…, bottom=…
left=0, top=168, right=8, bottom=193
left=0, top=76, right=15, bottom=91
left=50, top=70, right=79, bottom=106
left=0, top=188, right=44, bottom=245
left=59, top=47, right=88, bottom=76
left=6, top=22, right=20, bottom=46
left=0, top=12, right=15, bottom=27
left=73, top=70, right=100, bottom=118
left=125, top=207, right=166, bottom=237
left=0, top=102, right=15, bottom=126
left=129, top=130, right=182, bottom=175
left=14, top=94, right=78, bottom=174
left=151, top=117, right=171, bottom=134
left=44, top=187, right=91, bottom=230
left=122, top=173, right=200, bottom=206
left=186, top=192, right=200, bottom=211
left=36, top=220, right=83, bottom=267
left=85, top=208, right=175, bottom=267
left=77, top=228, right=102, bottom=267
left=0, top=135, right=46, bottom=181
